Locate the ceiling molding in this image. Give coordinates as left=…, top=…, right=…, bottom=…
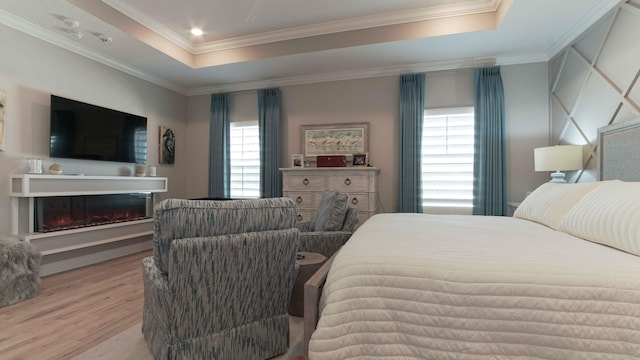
left=545, top=0, right=621, bottom=59
left=0, top=9, right=187, bottom=95
left=186, top=57, right=504, bottom=96
left=102, top=0, right=192, bottom=52
left=105, top=0, right=501, bottom=54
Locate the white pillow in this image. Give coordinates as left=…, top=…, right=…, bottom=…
left=558, top=180, right=640, bottom=256
left=513, top=181, right=604, bottom=229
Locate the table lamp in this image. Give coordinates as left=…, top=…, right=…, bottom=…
left=534, top=145, right=582, bottom=183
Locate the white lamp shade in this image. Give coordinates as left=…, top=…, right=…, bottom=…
left=534, top=145, right=583, bottom=172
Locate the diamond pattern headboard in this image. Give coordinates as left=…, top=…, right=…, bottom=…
left=550, top=1, right=640, bottom=182
left=598, top=119, right=640, bottom=181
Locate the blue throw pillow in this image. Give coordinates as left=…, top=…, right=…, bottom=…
left=314, top=191, right=349, bottom=231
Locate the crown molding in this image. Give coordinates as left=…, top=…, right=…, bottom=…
left=104, top=0, right=501, bottom=54
left=186, top=57, right=504, bottom=96
left=545, top=0, right=622, bottom=59
left=0, top=9, right=187, bottom=95
left=102, top=0, right=192, bottom=52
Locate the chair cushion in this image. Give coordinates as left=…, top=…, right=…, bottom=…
left=314, top=191, right=349, bottom=231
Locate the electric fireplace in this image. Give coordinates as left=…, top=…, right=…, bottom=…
left=34, top=193, right=153, bottom=233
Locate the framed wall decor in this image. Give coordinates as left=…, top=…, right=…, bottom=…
left=352, top=153, right=368, bottom=167
left=159, top=126, right=175, bottom=165
left=301, top=122, right=368, bottom=159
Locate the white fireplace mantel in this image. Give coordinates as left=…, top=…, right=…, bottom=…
left=11, top=174, right=168, bottom=197
left=9, top=174, right=168, bottom=275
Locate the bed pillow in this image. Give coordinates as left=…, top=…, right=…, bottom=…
left=558, top=180, right=640, bottom=256
left=513, top=181, right=604, bottom=229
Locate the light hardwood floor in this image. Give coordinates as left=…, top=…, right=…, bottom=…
left=0, top=250, right=152, bottom=360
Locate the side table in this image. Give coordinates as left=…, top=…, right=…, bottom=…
left=289, top=252, right=326, bottom=317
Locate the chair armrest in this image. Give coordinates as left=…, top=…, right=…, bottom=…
left=142, top=256, right=175, bottom=340
left=298, top=231, right=351, bottom=258
left=295, top=221, right=315, bottom=232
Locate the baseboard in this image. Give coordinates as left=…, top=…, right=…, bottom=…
left=40, top=237, right=151, bottom=276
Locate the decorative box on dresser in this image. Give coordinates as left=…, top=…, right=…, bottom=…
left=280, top=167, right=380, bottom=228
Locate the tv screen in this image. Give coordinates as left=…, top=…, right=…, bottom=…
left=49, top=95, right=147, bottom=164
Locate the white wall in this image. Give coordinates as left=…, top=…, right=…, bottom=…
left=185, top=64, right=550, bottom=212
left=0, top=23, right=188, bottom=235
left=502, top=63, right=551, bottom=201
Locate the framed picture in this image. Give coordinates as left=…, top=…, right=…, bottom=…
left=352, top=153, right=368, bottom=167
left=300, top=122, right=368, bottom=159
left=292, top=153, right=303, bottom=167
left=159, top=126, right=175, bottom=165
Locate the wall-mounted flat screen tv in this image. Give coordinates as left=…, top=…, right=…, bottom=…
left=49, top=95, right=147, bottom=164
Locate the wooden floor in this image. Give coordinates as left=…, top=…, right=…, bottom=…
left=0, top=250, right=152, bottom=360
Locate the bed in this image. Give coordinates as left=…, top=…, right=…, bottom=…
left=307, top=120, right=640, bottom=359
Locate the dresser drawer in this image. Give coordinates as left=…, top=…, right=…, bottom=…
left=296, top=209, right=314, bottom=222
left=347, top=193, right=369, bottom=211
left=285, top=192, right=314, bottom=209
left=328, top=174, right=368, bottom=192
left=285, top=175, right=325, bottom=191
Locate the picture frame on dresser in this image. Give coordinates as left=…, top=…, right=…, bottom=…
left=352, top=153, right=368, bottom=167
left=300, top=123, right=368, bottom=161
left=292, top=153, right=303, bottom=167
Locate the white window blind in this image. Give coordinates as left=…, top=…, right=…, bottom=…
left=230, top=121, right=260, bottom=199
left=134, top=128, right=147, bottom=164
left=421, top=107, right=475, bottom=209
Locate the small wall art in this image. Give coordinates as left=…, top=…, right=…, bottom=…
left=159, top=126, right=175, bottom=165
left=0, top=89, right=5, bottom=151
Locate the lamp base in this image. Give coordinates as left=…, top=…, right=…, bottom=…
left=549, top=171, right=567, bottom=183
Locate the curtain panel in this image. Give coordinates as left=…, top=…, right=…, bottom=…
left=473, top=66, right=506, bottom=216
left=258, top=88, right=282, bottom=198
left=209, top=93, right=231, bottom=198
left=398, top=74, right=426, bottom=213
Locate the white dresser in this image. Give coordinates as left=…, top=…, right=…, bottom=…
left=280, top=167, right=380, bottom=228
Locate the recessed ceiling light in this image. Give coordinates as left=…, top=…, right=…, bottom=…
left=191, top=28, right=203, bottom=36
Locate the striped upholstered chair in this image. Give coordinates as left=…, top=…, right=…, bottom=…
left=295, top=190, right=358, bottom=258
left=142, top=198, right=300, bottom=359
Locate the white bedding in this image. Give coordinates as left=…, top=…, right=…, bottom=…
left=309, top=213, right=640, bottom=359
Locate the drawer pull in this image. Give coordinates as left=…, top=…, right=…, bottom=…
left=344, top=178, right=351, bottom=186
left=351, top=198, right=358, bottom=205
left=303, top=178, right=309, bottom=186
left=297, top=214, right=303, bottom=221
left=296, top=196, right=303, bottom=203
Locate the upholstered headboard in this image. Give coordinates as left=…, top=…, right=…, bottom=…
left=597, top=119, right=640, bottom=181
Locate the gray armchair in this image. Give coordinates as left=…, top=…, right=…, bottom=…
left=142, top=197, right=300, bottom=360
left=295, top=190, right=358, bottom=258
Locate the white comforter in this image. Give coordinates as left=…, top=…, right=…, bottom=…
left=309, top=213, right=640, bottom=359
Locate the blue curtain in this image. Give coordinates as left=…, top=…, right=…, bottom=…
left=398, top=74, right=425, bottom=213
left=258, top=88, right=282, bottom=198
left=209, top=93, right=231, bottom=198
left=473, top=66, right=506, bottom=216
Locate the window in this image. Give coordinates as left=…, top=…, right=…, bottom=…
left=421, top=107, right=475, bottom=212
left=134, top=128, right=147, bottom=164
left=230, top=121, right=260, bottom=198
